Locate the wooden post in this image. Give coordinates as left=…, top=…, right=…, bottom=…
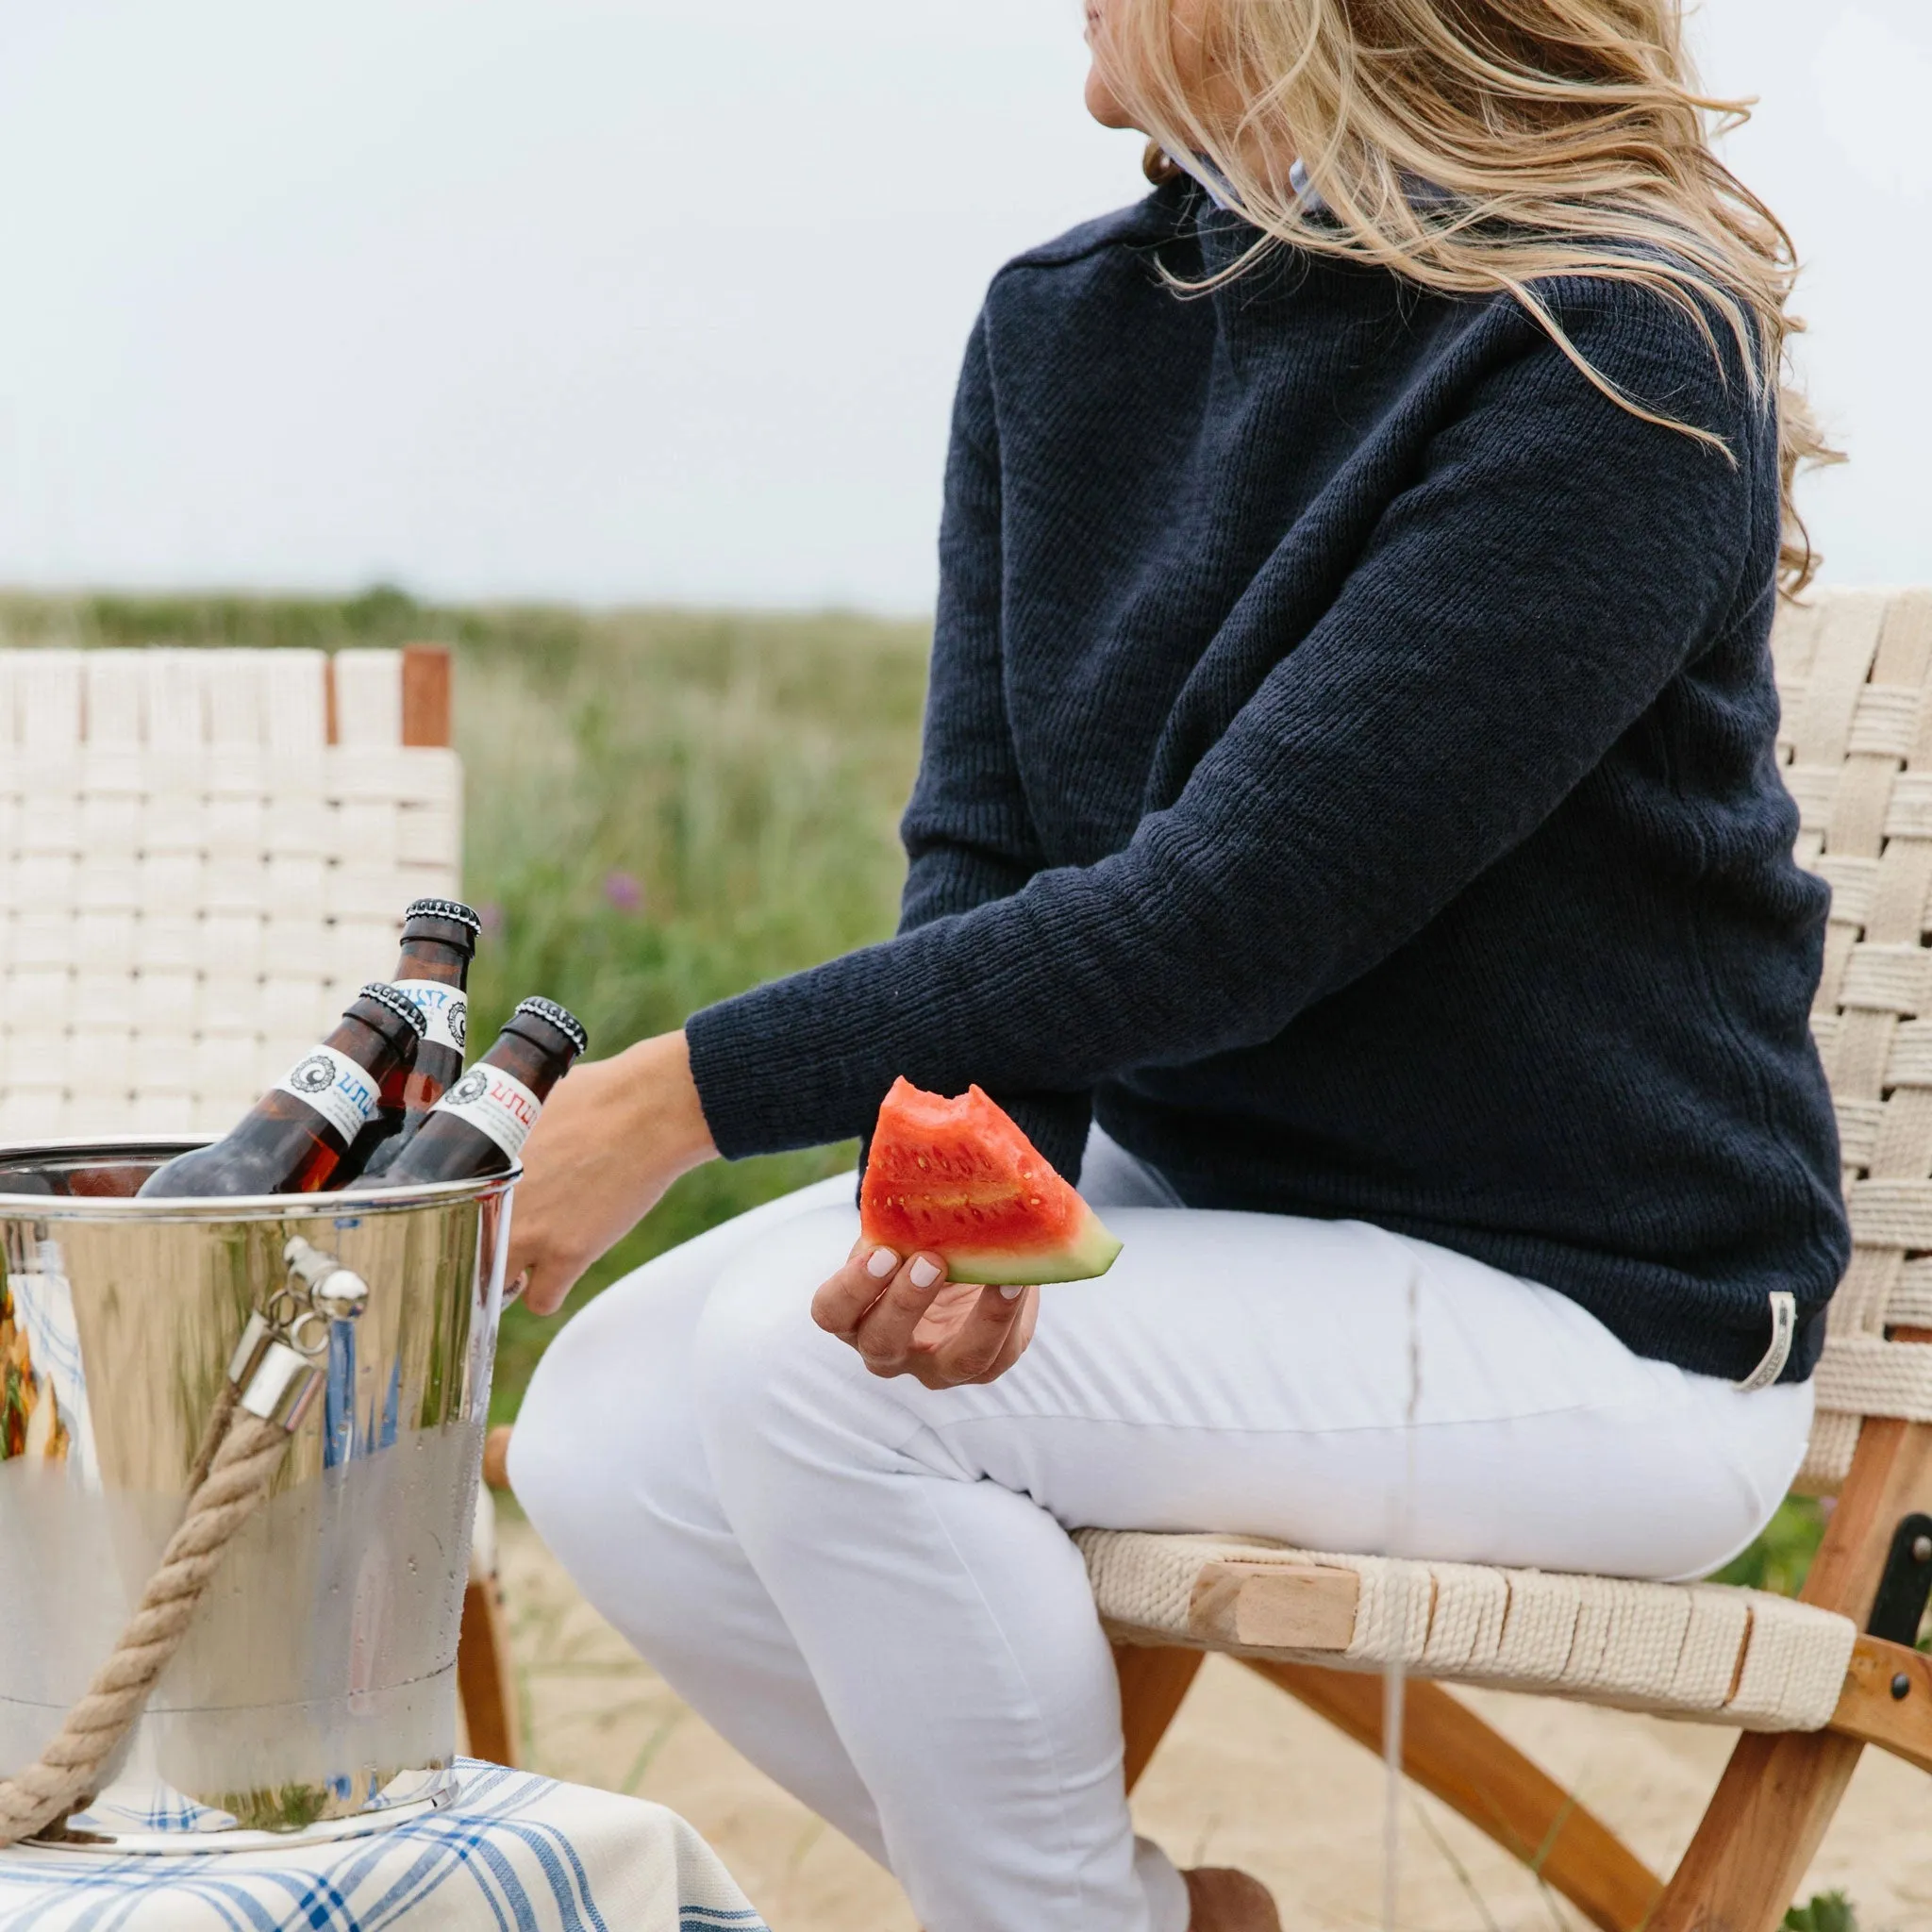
left=483, top=1425, right=514, bottom=1492
left=456, top=1575, right=522, bottom=1767
left=1114, top=1644, right=1206, bottom=1793
left=400, top=643, right=452, bottom=748
left=1829, top=1634, right=1932, bottom=1774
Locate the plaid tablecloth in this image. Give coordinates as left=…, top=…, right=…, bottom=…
left=0, top=1761, right=770, bottom=1931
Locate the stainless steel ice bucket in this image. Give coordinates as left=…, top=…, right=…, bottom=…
left=0, top=1140, right=513, bottom=1852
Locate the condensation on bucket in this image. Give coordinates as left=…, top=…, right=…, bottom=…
left=0, top=1141, right=511, bottom=1846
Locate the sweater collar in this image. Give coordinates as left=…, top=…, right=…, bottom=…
left=1162, top=150, right=1324, bottom=218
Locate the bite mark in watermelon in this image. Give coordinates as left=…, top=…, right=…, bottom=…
left=859, top=1078, right=1124, bottom=1286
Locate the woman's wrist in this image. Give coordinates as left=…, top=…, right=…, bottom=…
left=618, top=1029, right=719, bottom=1183
left=507, top=1029, right=718, bottom=1316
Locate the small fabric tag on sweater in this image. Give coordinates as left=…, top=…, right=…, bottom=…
left=1734, top=1291, right=1798, bottom=1392
left=431, top=1065, right=542, bottom=1160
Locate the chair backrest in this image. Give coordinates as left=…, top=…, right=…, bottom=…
left=0, top=644, right=460, bottom=1141
left=1773, top=587, right=1932, bottom=1488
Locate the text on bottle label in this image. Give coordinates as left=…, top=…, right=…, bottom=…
left=391, top=980, right=468, bottom=1055
left=275, top=1044, right=381, bottom=1145
left=432, top=1065, right=543, bottom=1160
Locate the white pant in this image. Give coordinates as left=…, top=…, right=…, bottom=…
left=512, top=1134, right=1812, bottom=1932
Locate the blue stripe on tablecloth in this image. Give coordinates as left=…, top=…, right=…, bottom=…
left=0, top=1764, right=768, bottom=1932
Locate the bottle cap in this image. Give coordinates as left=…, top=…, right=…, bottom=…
left=403, top=897, right=484, bottom=936
left=513, top=996, right=589, bottom=1058
left=358, top=982, right=429, bottom=1038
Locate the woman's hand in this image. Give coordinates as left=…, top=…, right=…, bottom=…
left=506, top=1030, right=717, bottom=1316
left=811, top=1241, right=1039, bottom=1389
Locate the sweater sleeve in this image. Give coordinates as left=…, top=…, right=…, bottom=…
left=878, top=314, right=1096, bottom=1175
left=686, top=294, right=1762, bottom=1158
left=898, top=315, right=1042, bottom=925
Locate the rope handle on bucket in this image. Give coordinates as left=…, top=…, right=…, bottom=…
left=0, top=1240, right=370, bottom=1848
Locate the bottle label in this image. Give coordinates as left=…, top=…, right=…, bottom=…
left=431, top=1065, right=543, bottom=1160
left=276, top=1044, right=382, bottom=1145
left=391, top=979, right=468, bottom=1055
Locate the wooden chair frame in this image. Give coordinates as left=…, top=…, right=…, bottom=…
left=1111, top=1378, right=1932, bottom=1932
left=460, top=1424, right=524, bottom=1765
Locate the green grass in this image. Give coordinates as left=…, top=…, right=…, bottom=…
left=1785, top=1891, right=1860, bottom=1932
left=0, top=589, right=929, bottom=1420
left=1712, top=1495, right=1828, bottom=1598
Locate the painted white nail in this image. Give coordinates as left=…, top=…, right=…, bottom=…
left=867, top=1247, right=899, bottom=1278
left=1000, top=1284, right=1024, bottom=1301
left=909, top=1257, right=941, bottom=1289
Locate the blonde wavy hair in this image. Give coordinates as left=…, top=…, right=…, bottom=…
left=1095, top=0, right=1837, bottom=593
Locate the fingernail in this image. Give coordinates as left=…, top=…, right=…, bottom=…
left=909, top=1257, right=941, bottom=1289
left=1000, top=1284, right=1024, bottom=1301
left=867, top=1247, right=899, bottom=1278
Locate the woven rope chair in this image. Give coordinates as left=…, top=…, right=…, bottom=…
left=0, top=643, right=459, bottom=1137
left=0, top=641, right=521, bottom=1766
left=475, top=587, right=1932, bottom=1924
left=1093, top=584, right=1932, bottom=1931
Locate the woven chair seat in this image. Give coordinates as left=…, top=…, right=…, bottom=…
left=1078, top=1529, right=1857, bottom=1734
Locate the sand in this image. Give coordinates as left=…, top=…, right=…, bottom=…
left=499, top=1517, right=1932, bottom=1929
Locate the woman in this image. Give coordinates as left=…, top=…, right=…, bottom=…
left=508, top=2, right=1848, bottom=1925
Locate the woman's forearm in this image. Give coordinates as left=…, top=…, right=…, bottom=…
left=625, top=1031, right=720, bottom=1174
left=507, top=1030, right=719, bottom=1313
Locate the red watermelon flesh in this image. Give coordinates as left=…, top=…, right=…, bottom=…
left=859, top=1078, right=1124, bottom=1286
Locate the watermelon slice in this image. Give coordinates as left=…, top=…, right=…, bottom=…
left=859, top=1078, right=1124, bottom=1286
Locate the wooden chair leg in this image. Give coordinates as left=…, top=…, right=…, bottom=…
left=1649, top=1406, right=1932, bottom=1932
left=400, top=642, right=453, bottom=747
left=1647, top=1731, right=1862, bottom=1932
left=1109, top=1638, right=1657, bottom=1931
left=1248, top=1658, right=1661, bottom=1932
left=1114, top=1643, right=1206, bottom=1792
left=483, top=1424, right=514, bottom=1491
left=457, top=1573, right=522, bottom=1767
left=460, top=1433, right=523, bottom=1765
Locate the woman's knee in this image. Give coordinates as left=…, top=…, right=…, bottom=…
left=509, top=1256, right=714, bottom=1562
left=689, top=1205, right=866, bottom=1442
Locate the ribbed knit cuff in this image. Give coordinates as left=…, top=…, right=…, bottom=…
left=687, top=983, right=1093, bottom=1182
left=685, top=992, right=841, bottom=1161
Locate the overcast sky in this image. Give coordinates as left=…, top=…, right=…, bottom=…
left=0, top=0, right=1923, bottom=612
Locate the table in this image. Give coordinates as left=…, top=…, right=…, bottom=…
left=0, top=1759, right=771, bottom=1930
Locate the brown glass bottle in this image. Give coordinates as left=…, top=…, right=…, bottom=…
left=138, top=985, right=428, bottom=1198
left=346, top=998, right=587, bottom=1188
left=341, top=898, right=482, bottom=1183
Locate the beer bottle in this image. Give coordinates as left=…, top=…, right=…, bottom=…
left=139, top=985, right=428, bottom=1198
left=346, top=997, right=587, bottom=1188
left=341, top=898, right=482, bottom=1183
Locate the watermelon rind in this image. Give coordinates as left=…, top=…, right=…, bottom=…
left=940, top=1210, right=1124, bottom=1288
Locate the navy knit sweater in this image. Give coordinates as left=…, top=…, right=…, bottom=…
left=688, top=180, right=1849, bottom=1384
